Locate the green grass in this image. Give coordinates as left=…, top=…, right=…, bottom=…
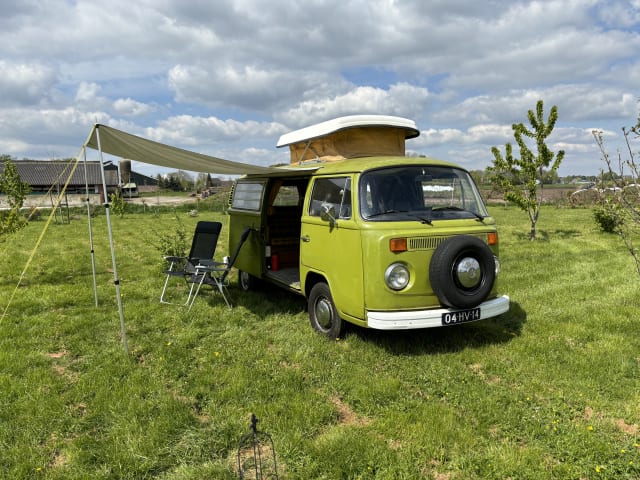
left=0, top=206, right=638, bottom=479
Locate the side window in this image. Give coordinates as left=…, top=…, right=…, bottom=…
left=272, top=185, right=301, bottom=207
left=309, top=177, right=352, bottom=219
left=231, top=181, right=266, bottom=211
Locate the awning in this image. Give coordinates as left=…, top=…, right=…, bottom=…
left=83, top=124, right=280, bottom=175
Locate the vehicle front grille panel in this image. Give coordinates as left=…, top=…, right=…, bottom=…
left=409, top=236, right=448, bottom=250
left=409, top=234, right=486, bottom=251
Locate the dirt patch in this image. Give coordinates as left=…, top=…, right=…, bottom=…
left=468, top=363, right=501, bottom=385
left=125, top=195, right=197, bottom=206
left=331, top=394, right=370, bottom=426
left=613, top=418, right=638, bottom=435
left=584, top=407, right=638, bottom=435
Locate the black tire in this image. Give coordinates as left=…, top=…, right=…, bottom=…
left=238, top=270, right=259, bottom=291
left=308, top=282, right=345, bottom=339
left=429, top=235, right=496, bottom=309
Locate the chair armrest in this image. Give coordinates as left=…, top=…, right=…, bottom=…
left=164, top=255, right=187, bottom=262
left=197, top=259, right=227, bottom=267
left=195, top=262, right=228, bottom=273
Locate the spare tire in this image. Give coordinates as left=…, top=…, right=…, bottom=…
left=429, top=235, right=496, bottom=309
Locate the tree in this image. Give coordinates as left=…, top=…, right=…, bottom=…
left=593, top=113, right=640, bottom=276
left=469, top=169, right=487, bottom=186
left=109, top=191, right=127, bottom=218
left=156, top=173, right=165, bottom=189
left=0, top=157, right=31, bottom=236
left=195, top=172, right=212, bottom=192
left=488, top=100, right=565, bottom=240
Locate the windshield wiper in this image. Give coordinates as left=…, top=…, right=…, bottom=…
left=408, top=212, right=433, bottom=225
left=366, top=210, right=433, bottom=225
left=432, top=206, right=485, bottom=222
left=366, top=209, right=399, bottom=219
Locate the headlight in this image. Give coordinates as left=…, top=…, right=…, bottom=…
left=384, top=263, right=410, bottom=290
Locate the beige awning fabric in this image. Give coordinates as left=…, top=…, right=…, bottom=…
left=83, top=124, right=278, bottom=175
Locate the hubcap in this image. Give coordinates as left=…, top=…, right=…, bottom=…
left=456, top=257, right=481, bottom=289
left=315, top=297, right=333, bottom=329
left=240, top=271, right=249, bottom=289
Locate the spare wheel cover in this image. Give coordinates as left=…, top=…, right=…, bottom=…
left=429, top=235, right=496, bottom=309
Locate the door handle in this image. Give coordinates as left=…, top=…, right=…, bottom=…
left=300, top=235, right=310, bottom=242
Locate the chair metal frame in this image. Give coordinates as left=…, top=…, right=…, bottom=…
left=191, top=226, right=253, bottom=308
left=159, top=221, right=223, bottom=310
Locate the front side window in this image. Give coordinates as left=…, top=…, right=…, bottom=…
left=309, top=177, right=352, bottom=219
left=359, top=166, right=488, bottom=221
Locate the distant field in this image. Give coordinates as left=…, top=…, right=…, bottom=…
left=0, top=205, right=638, bottom=479
left=480, top=185, right=584, bottom=205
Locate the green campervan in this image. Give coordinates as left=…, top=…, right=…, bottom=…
left=228, top=115, right=509, bottom=338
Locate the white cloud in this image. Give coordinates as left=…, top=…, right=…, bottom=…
left=168, top=63, right=349, bottom=112
left=0, top=106, right=114, bottom=159
left=277, top=83, right=430, bottom=128
left=431, top=85, right=638, bottom=129
left=417, top=125, right=513, bottom=148
left=597, top=0, right=640, bottom=28
left=144, top=115, right=287, bottom=146
left=0, top=138, right=31, bottom=155
left=0, top=61, right=58, bottom=107
left=75, top=82, right=102, bottom=103
left=113, top=98, right=155, bottom=117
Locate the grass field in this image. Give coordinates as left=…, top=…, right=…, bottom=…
left=0, top=204, right=638, bottom=479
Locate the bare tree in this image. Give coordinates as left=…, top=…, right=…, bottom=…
left=593, top=120, right=640, bottom=276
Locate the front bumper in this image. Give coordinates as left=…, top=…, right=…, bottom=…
left=366, top=295, right=510, bottom=330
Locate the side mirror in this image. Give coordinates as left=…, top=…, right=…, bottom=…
left=320, top=204, right=337, bottom=224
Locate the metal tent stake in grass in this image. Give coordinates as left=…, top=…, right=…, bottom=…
left=236, top=414, right=279, bottom=480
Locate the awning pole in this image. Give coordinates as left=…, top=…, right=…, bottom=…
left=82, top=147, right=99, bottom=307
left=95, top=126, right=128, bottom=354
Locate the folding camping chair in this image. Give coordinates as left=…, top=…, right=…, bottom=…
left=160, top=221, right=223, bottom=310
left=191, top=226, right=253, bottom=308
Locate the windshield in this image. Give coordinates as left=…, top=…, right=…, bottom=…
left=359, top=165, right=488, bottom=222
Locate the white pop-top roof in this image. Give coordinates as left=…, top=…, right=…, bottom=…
left=276, top=114, right=420, bottom=148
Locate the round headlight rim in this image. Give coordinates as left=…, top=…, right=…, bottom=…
left=384, top=262, right=410, bottom=291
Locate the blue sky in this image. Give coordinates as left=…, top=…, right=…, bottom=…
left=0, top=0, right=639, bottom=177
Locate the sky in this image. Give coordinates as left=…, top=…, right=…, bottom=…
left=0, top=0, right=639, bottom=178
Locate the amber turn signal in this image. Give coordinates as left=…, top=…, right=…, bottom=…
left=487, top=232, right=498, bottom=246
left=390, top=237, right=408, bottom=252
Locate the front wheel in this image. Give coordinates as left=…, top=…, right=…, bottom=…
left=308, top=282, right=345, bottom=339
left=238, top=270, right=259, bottom=291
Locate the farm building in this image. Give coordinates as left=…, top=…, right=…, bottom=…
left=0, top=159, right=158, bottom=196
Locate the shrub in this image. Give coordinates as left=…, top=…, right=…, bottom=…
left=148, top=214, right=188, bottom=270
left=0, top=158, right=30, bottom=237
left=593, top=203, right=622, bottom=233
left=109, top=192, right=127, bottom=218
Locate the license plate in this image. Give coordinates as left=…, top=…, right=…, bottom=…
left=442, top=307, right=481, bottom=326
